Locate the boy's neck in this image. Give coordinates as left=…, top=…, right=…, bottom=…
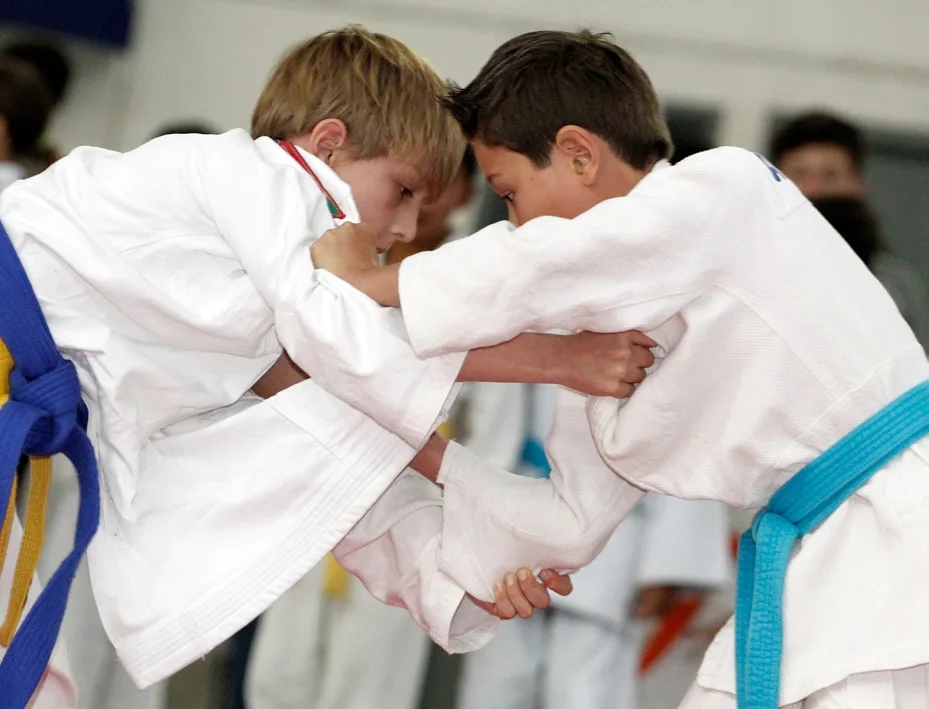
left=600, top=159, right=651, bottom=201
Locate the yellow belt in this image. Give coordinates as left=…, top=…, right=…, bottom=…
left=0, top=339, right=51, bottom=646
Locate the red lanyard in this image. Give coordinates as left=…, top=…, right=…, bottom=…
left=277, top=140, right=346, bottom=220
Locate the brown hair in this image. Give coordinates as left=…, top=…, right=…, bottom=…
left=0, top=57, right=52, bottom=159
left=443, top=30, right=672, bottom=170
left=252, top=25, right=465, bottom=192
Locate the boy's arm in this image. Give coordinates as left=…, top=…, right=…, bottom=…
left=410, top=388, right=646, bottom=604
left=331, top=464, right=572, bottom=645
left=311, top=153, right=760, bottom=357
left=250, top=377, right=570, bottom=630
left=459, top=330, right=654, bottom=399
left=253, top=328, right=655, bottom=401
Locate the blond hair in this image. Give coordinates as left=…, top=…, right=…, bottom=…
left=252, top=26, right=465, bottom=193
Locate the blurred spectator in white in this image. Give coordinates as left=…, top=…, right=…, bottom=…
left=772, top=112, right=929, bottom=346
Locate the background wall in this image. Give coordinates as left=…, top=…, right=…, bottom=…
left=14, top=0, right=926, bottom=300
left=15, top=0, right=929, bottom=153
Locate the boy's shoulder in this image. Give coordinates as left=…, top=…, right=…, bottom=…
left=667, top=147, right=804, bottom=216
left=139, top=129, right=355, bottom=228
left=145, top=127, right=253, bottom=154
left=671, top=146, right=774, bottom=180
left=637, top=147, right=770, bottom=205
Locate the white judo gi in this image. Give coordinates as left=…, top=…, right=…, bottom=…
left=390, top=147, right=929, bottom=707
left=0, top=129, right=495, bottom=689
left=455, top=382, right=730, bottom=709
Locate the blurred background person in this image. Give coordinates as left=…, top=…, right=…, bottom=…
left=0, top=38, right=70, bottom=173
left=0, top=55, right=52, bottom=191
left=812, top=196, right=883, bottom=268
left=771, top=112, right=929, bottom=347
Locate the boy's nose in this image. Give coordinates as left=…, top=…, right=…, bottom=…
left=393, top=208, right=418, bottom=244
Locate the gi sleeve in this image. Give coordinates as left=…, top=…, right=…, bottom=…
left=398, top=151, right=747, bottom=357
left=197, top=133, right=462, bottom=448
left=333, top=468, right=499, bottom=654
left=139, top=376, right=493, bottom=665
left=437, top=388, right=646, bottom=601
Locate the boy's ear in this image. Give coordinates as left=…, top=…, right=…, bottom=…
left=297, top=118, right=349, bottom=163
left=554, top=125, right=598, bottom=186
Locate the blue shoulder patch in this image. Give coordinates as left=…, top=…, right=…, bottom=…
left=753, top=152, right=784, bottom=182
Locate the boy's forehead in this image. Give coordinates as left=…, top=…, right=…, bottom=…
left=472, top=141, right=528, bottom=181
left=384, top=154, right=423, bottom=179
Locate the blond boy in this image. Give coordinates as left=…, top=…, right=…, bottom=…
left=0, top=27, right=649, bottom=704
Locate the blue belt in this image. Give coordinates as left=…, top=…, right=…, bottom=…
left=736, top=379, right=929, bottom=709
left=0, top=221, right=100, bottom=708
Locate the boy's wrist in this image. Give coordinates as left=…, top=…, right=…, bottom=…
left=354, top=263, right=401, bottom=307
left=409, top=433, right=448, bottom=485
left=534, top=333, right=567, bottom=387
left=349, top=262, right=379, bottom=294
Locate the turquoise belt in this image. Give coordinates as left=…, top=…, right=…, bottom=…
left=736, top=380, right=929, bottom=708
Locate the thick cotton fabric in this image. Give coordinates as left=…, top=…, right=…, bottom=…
left=680, top=666, right=929, bottom=709
left=0, top=129, right=485, bottom=688
left=398, top=148, right=929, bottom=705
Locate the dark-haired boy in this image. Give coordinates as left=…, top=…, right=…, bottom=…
left=314, top=30, right=929, bottom=709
